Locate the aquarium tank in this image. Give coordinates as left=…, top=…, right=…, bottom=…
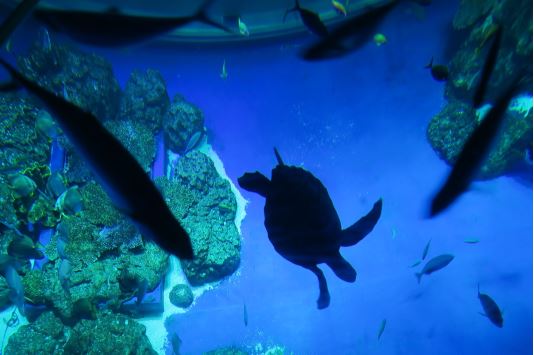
left=0, top=0, right=531, bottom=354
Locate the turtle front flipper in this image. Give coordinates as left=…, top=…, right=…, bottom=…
left=340, top=198, right=382, bottom=247
left=238, top=172, right=271, bottom=197
left=303, top=264, right=330, bottom=309
left=326, top=252, right=356, bottom=282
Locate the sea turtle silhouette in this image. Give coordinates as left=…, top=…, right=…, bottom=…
left=238, top=148, right=382, bottom=309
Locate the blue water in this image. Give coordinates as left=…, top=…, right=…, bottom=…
left=6, top=0, right=533, bottom=354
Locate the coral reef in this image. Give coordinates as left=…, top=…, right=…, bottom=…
left=17, top=32, right=121, bottom=121
left=427, top=0, right=532, bottom=178
left=118, top=69, right=170, bottom=133
left=158, top=151, right=241, bottom=286
left=4, top=311, right=156, bottom=355
left=169, top=284, right=194, bottom=308
left=163, top=95, right=206, bottom=155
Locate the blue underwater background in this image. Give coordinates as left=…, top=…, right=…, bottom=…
left=0, top=0, right=532, bottom=354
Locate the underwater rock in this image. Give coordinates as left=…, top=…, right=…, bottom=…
left=0, top=95, right=50, bottom=182
left=204, top=347, right=249, bottom=355
left=445, top=0, right=532, bottom=104
left=63, top=312, right=156, bottom=355
left=118, top=68, right=170, bottom=133
left=427, top=99, right=533, bottom=179
left=453, top=0, right=497, bottom=30
left=169, top=284, right=194, bottom=308
left=96, top=220, right=143, bottom=252
left=104, top=119, right=157, bottom=173
left=163, top=95, right=206, bottom=155
left=79, top=181, right=123, bottom=227
left=158, top=151, right=240, bottom=286
left=4, top=311, right=66, bottom=355
left=17, top=34, right=121, bottom=121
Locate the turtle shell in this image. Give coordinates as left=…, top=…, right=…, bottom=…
left=264, top=164, right=342, bottom=263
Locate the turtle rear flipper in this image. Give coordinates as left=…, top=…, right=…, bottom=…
left=238, top=172, right=271, bottom=197
left=326, top=252, right=356, bottom=282
left=340, top=198, right=382, bottom=247
left=303, top=264, right=330, bottom=309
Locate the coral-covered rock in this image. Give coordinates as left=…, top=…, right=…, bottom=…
left=17, top=33, right=121, bottom=121
left=118, top=69, right=169, bottom=132
left=157, top=151, right=240, bottom=286
left=163, top=95, right=206, bottom=155
left=169, top=284, right=194, bottom=308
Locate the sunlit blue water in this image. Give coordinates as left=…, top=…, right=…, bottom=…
left=2, top=0, right=532, bottom=354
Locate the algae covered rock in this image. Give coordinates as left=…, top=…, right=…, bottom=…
left=4, top=311, right=66, bottom=355
left=427, top=99, right=533, bottom=179
left=157, top=151, right=240, bottom=286
left=163, top=95, right=206, bottom=154
left=17, top=32, right=121, bottom=121
left=118, top=68, right=170, bottom=132
left=169, top=284, right=194, bottom=308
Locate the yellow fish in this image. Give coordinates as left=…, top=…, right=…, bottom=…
left=220, top=59, right=227, bottom=80
left=238, top=17, right=249, bottom=36
left=373, top=33, right=387, bottom=46
left=332, top=0, right=347, bottom=16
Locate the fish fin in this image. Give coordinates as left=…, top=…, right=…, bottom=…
left=273, top=147, right=284, bottom=165
left=478, top=311, right=487, bottom=318
left=194, top=0, right=234, bottom=34
left=424, top=57, right=433, bottom=69
left=340, top=198, right=382, bottom=246
left=283, top=0, right=300, bottom=22
left=238, top=172, right=270, bottom=197
left=415, top=272, right=422, bottom=284
left=326, top=252, right=356, bottom=282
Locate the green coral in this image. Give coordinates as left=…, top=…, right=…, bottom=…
left=79, top=181, right=122, bottom=227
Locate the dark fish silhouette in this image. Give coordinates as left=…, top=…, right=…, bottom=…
left=238, top=148, right=382, bottom=309
left=421, top=239, right=431, bottom=260
left=429, top=82, right=518, bottom=216
left=7, top=235, right=44, bottom=260
left=33, top=0, right=232, bottom=47
left=478, top=284, right=503, bottom=328
left=377, top=318, right=387, bottom=340
left=472, top=27, right=502, bottom=108
left=415, top=254, right=454, bottom=284
left=425, top=57, right=448, bottom=81
left=0, top=59, right=194, bottom=259
left=0, top=0, right=39, bottom=47
left=284, top=0, right=328, bottom=37
left=300, top=1, right=396, bottom=61
left=243, top=303, right=248, bottom=326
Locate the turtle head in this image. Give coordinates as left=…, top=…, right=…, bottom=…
left=238, top=172, right=271, bottom=197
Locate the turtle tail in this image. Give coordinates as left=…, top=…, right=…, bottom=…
left=274, top=147, right=284, bottom=166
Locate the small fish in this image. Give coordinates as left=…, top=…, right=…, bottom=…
left=33, top=0, right=232, bottom=47
left=425, top=57, right=448, bottom=81
left=220, top=59, right=228, bottom=80
left=0, top=255, right=21, bottom=276
left=55, top=186, right=84, bottom=216
left=301, top=1, right=396, bottom=60
left=410, top=260, right=422, bottom=268
left=7, top=173, right=37, bottom=198
left=0, top=0, right=39, bottom=47
left=7, top=235, right=44, bottom=260
left=415, top=254, right=454, bottom=284
left=464, top=238, right=480, bottom=244
left=284, top=0, right=328, bottom=37
left=332, top=0, right=347, bottom=16
left=58, top=258, right=72, bottom=293
left=0, top=59, right=194, bottom=259
left=243, top=303, right=248, bottom=326
left=377, top=318, right=386, bottom=340
left=373, top=33, right=387, bottom=46
left=35, top=109, right=60, bottom=138
left=478, top=284, right=503, bottom=328
left=5, top=266, right=24, bottom=315
left=238, top=17, right=249, bottom=36
left=46, top=171, right=67, bottom=198
left=421, top=239, right=431, bottom=260
left=136, top=278, right=148, bottom=305
left=183, top=130, right=205, bottom=154
left=473, top=27, right=502, bottom=108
